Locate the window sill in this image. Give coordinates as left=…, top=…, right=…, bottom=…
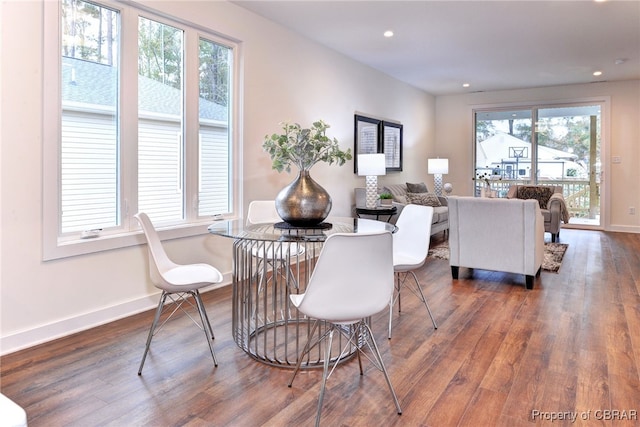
left=43, top=218, right=230, bottom=261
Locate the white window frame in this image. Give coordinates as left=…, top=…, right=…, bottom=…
left=42, top=0, right=241, bottom=260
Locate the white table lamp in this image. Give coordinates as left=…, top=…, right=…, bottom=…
left=358, top=154, right=386, bottom=208
left=428, top=158, right=449, bottom=196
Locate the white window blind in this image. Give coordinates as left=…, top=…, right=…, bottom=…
left=61, top=111, right=119, bottom=233
left=199, top=124, right=230, bottom=216
left=138, top=120, right=183, bottom=222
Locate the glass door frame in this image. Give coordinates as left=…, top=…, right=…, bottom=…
left=472, top=98, right=610, bottom=231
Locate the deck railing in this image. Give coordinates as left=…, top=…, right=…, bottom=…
left=477, top=179, right=599, bottom=219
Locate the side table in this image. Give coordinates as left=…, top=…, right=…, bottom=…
left=355, top=205, right=398, bottom=222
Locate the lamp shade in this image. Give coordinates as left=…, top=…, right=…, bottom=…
left=428, top=158, right=449, bottom=175
left=357, top=153, right=386, bottom=176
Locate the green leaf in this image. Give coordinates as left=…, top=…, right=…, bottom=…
left=262, top=120, right=351, bottom=173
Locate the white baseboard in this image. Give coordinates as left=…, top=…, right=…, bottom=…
left=607, top=224, right=640, bottom=234
left=0, top=274, right=232, bottom=356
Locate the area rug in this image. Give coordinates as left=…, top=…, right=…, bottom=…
left=427, top=241, right=569, bottom=273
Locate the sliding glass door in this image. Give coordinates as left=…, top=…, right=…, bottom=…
left=474, top=104, right=602, bottom=227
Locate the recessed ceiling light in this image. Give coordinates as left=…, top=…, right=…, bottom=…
left=615, top=58, right=627, bottom=65
left=383, top=30, right=394, bottom=38
left=462, top=83, right=470, bottom=88
left=593, top=71, right=603, bottom=76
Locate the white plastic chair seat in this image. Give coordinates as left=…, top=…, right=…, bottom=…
left=389, top=204, right=437, bottom=338
left=289, top=294, right=362, bottom=325
left=246, top=201, right=306, bottom=261
left=289, top=293, right=362, bottom=325
left=0, top=393, right=27, bottom=427
left=288, top=231, right=402, bottom=427
left=393, top=252, right=426, bottom=272
left=289, top=233, right=395, bottom=321
left=161, top=264, right=222, bottom=290
left=246, top=200, right=283, bottom=225
left=134, top=212, right=223, bottom=375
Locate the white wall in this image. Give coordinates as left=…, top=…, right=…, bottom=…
left=435, top=81, right=640, bottom=233
left=0, top=0, right=435, bottom=354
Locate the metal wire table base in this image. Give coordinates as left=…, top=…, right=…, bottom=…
left=231, top=238, right=359, bottom=369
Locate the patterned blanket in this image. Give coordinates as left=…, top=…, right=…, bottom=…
left=549, top=193, right=570, bottom=223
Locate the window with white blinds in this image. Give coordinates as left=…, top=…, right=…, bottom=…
left=61, top=111, right=119, bottom=233
left=48, top=0, right=236, bottom=253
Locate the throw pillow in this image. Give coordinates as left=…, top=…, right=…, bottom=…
left=406, top=182, right=429, bottom=193
left=517, top=186, right=554, bottom=210
left=407, top=192, right=441, bottom=207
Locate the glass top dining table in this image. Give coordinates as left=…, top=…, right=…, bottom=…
left=208, top=217, right=396, bottom=368
left=208, top=216, right=396, bottom=242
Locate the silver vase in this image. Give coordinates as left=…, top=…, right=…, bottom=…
left=275, top=170, right=332, bottom=226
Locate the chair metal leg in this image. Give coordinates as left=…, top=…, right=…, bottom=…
left=288, top=320, right=320, bottom=387
left=314, top=328, right=335, bottom=427
left=397, top=273, right=403, bottom=313
left=292, top=320, right=401, bottom=425
left=139, top=290, right=219, bottom=374
left=138, top=291, right=168, bottom=375
left=250, top=254, right=271, bottom=325
left=193, top=290, right=218, bottom=367
left=353, top=324, right=364, bottom=375
left=362, top=322, right=402, bottom=415
left=388, top=302, right=393, bottom=340
left=408, top=271, right=438, bottom=330
left=199, top=297, right=216, bottom=341
left=388, top=271, right=437, bottom=339
left=388, top=275, right=402, bottom=339
left=252, top=251, right=298, bottom=323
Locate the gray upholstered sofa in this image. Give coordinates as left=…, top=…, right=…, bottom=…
left=354, top=183, right=449, bottom=236
left=506, top=184, right=569, bottom=242
left=447, top=196, right=544, bottom=289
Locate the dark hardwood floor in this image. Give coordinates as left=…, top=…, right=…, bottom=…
left=2, top=229, right=639, bottom=426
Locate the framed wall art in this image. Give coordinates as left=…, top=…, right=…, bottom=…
left=353, top=114, right=403, bottom=173
left=382, top=121, right=403, bottom=171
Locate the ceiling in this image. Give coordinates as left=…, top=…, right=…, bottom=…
left=232, top=0, right=640, bottom=96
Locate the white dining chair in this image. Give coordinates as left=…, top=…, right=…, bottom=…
left=288, top=231, right=402, bottom=427
left=135, top=212, right=223, bottom=375
left=388, top=204, right=438, bottom=339
left=0, top=393, right=27, bottom=427
left=246, top=200, right=282, bottom=225
left=246, top=201, right=305, bottom=293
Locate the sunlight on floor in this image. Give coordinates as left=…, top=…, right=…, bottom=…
left=569, top=215, right=600, bottom=226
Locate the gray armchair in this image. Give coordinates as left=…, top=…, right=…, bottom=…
left=506, top=185, right=569, bottom=242
left=448, top=196, right=544, bottom=290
